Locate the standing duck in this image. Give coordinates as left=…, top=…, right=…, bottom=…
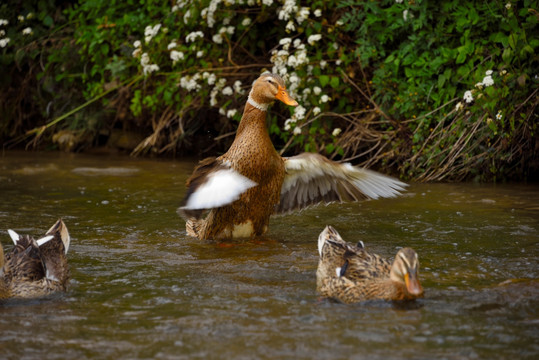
left=178, top=72, right=407, bottom=240
left=316, top=225, right=423, bottom=303
left=0, top=219, right=71, bottom=299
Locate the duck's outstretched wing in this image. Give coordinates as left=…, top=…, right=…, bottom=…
left=276, top=153, right=407, bottom=214
left=178, top=157, right=257, bottom=220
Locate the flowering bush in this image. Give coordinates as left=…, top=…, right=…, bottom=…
left=0, top=0, right=537, bottom=180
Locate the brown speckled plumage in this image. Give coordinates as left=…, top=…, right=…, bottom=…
left=179, top=73, right=407, bottom=240
left=0, top=219, right=70, bottom=300
left=317, top=226, right=423, bottom=303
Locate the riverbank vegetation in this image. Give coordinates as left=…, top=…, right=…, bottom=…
left=1, top=0, right=537, bottom=181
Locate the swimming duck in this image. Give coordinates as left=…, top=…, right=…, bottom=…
left=178, top=72, right=407, bottom=240
left=316, top=225, right=423, bottom=303
left=0, top=219, right=71, bottom=299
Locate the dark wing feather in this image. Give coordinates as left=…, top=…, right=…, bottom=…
left=276, top=153, right=407, bottom=214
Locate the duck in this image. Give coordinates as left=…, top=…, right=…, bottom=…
left=316, top=225, right=423, bottom=303
left=0, top=219, right=71, bottom=300
left=178, top=72, right=407, bottom=240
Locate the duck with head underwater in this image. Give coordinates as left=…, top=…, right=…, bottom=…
left=178, top=72, right=408, bottom=240
left=0, top=219, right=71, bottom=300
left=316, top=225, right=423, bottom=303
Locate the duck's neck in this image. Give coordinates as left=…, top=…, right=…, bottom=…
left=235, top=99, right=269, bottom=137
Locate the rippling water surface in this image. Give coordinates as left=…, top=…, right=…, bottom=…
left=0, top=151, right=537, bottom=359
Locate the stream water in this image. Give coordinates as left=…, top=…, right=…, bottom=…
left=0, top=151, right=537, bottom=359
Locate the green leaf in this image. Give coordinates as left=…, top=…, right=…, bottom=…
left=502, top=48, right=512, bottom=62
left=508, top=33, right=517, bottom=50
left=437, top=74, right=446, bottom=89
left=456, top=50, right=467, bottom=64
left=43, top=15, right=54, bottom=27
left=330, top=76, right=340, bottom=89
left=319, top=75, right=330, bottom=87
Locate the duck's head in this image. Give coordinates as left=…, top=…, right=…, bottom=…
left=389, top=247, right=424, bottom=297
left=248, top=72, right=298, bottom=110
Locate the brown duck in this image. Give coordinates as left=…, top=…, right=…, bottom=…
left=0, top=219, right=71, bottom=299
left=316, top=225, right=423, bottom=303
left=178, top=72, right=407, bottom=240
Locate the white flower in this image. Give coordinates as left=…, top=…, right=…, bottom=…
left=395, top=0, right=403, bottom=3
left=242, top=17, right=252, bottom=27
left=482, top=75, right=494, bottom=87
left=485, top=70, right=493, bottom=76
left=26, top=13, right=34, bottom=19
left=167, top=41, right=177, bottom=50
left=307, top=34, right=322, bottom=45
left=212, top=33, right=223, bottom=44
left=286, top=21, right=295, bottom=32
left=403, top=10, right=410, bottom=21
left=0, top=38, right=10, bottom=48
left=279, top=37, right=292, bottom=46
left=279, top=0, right=296, bottom=21
left=186, top=31, right=204, bottom=42
left=143, top=64, right=159, bottom=75
left=144, top=24, right=161, bottom=43
left=332, top=128, right=342, bottom=137
left=227, top=109, right=237, bottom=118
left=170, top=50, right=184, bottom=64
left=18, top=15, right=24, bottom=22
left=219, top=107, right=226, bottom=116
left=0, top=30, right=4, bottom=36
left=336, top=20, right=344, bottom=26
left=505, top=3, right=511, bottom=9
left=296, top=7, right=310, bottom=24
left=233, top=80, right=244, bottom=94
left=0, top=19, right=9, bottom=26
left=463, top=90, right=474, bottom=103
left=132, top=48, right=142, bottom=58
left=180, top=74, right=202, bottom=91
left=197, top=50, right=204, bottom=58
left=22, top=27, right=32, bottom=35
left=293, top=126, right=302, bottom=136
left=314, top=9, right=322, bottom=17
left=294, top=105, right=307, bottom=120
left=455, top=102, right=463, bottom=111
left=222, top=86, right=233, bottom=96
left=184, top=9, right=191, bottom=22
left=475, top=82, right=484, bottom=89
left=262, top=0, right=274, bottom=5
left=496, top=111, right=502, bottom=120
left=313, top=86, right=322, bottom=95
left=133, top=40, right=141, bottom=48
left=313, top=107, right=321, bottom=115
left=320, top=60, right=327, bottom=69
left=320, top=95, right=330, bottom=103
left=140, top=53, right=150, bottom=67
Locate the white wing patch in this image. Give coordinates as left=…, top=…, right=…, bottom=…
left=7, top=229, right=20, bottom=244
left=37, top=235, right=54, bottom=246
left=183, top=168, right=257, bottom=210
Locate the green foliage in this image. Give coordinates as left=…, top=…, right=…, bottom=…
left=0, top=0, right=537, bottom=180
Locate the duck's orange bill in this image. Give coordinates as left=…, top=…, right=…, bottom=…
left=276, top=86, right=298, bottom=106
left=404, top=272, right=424, bottom=296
